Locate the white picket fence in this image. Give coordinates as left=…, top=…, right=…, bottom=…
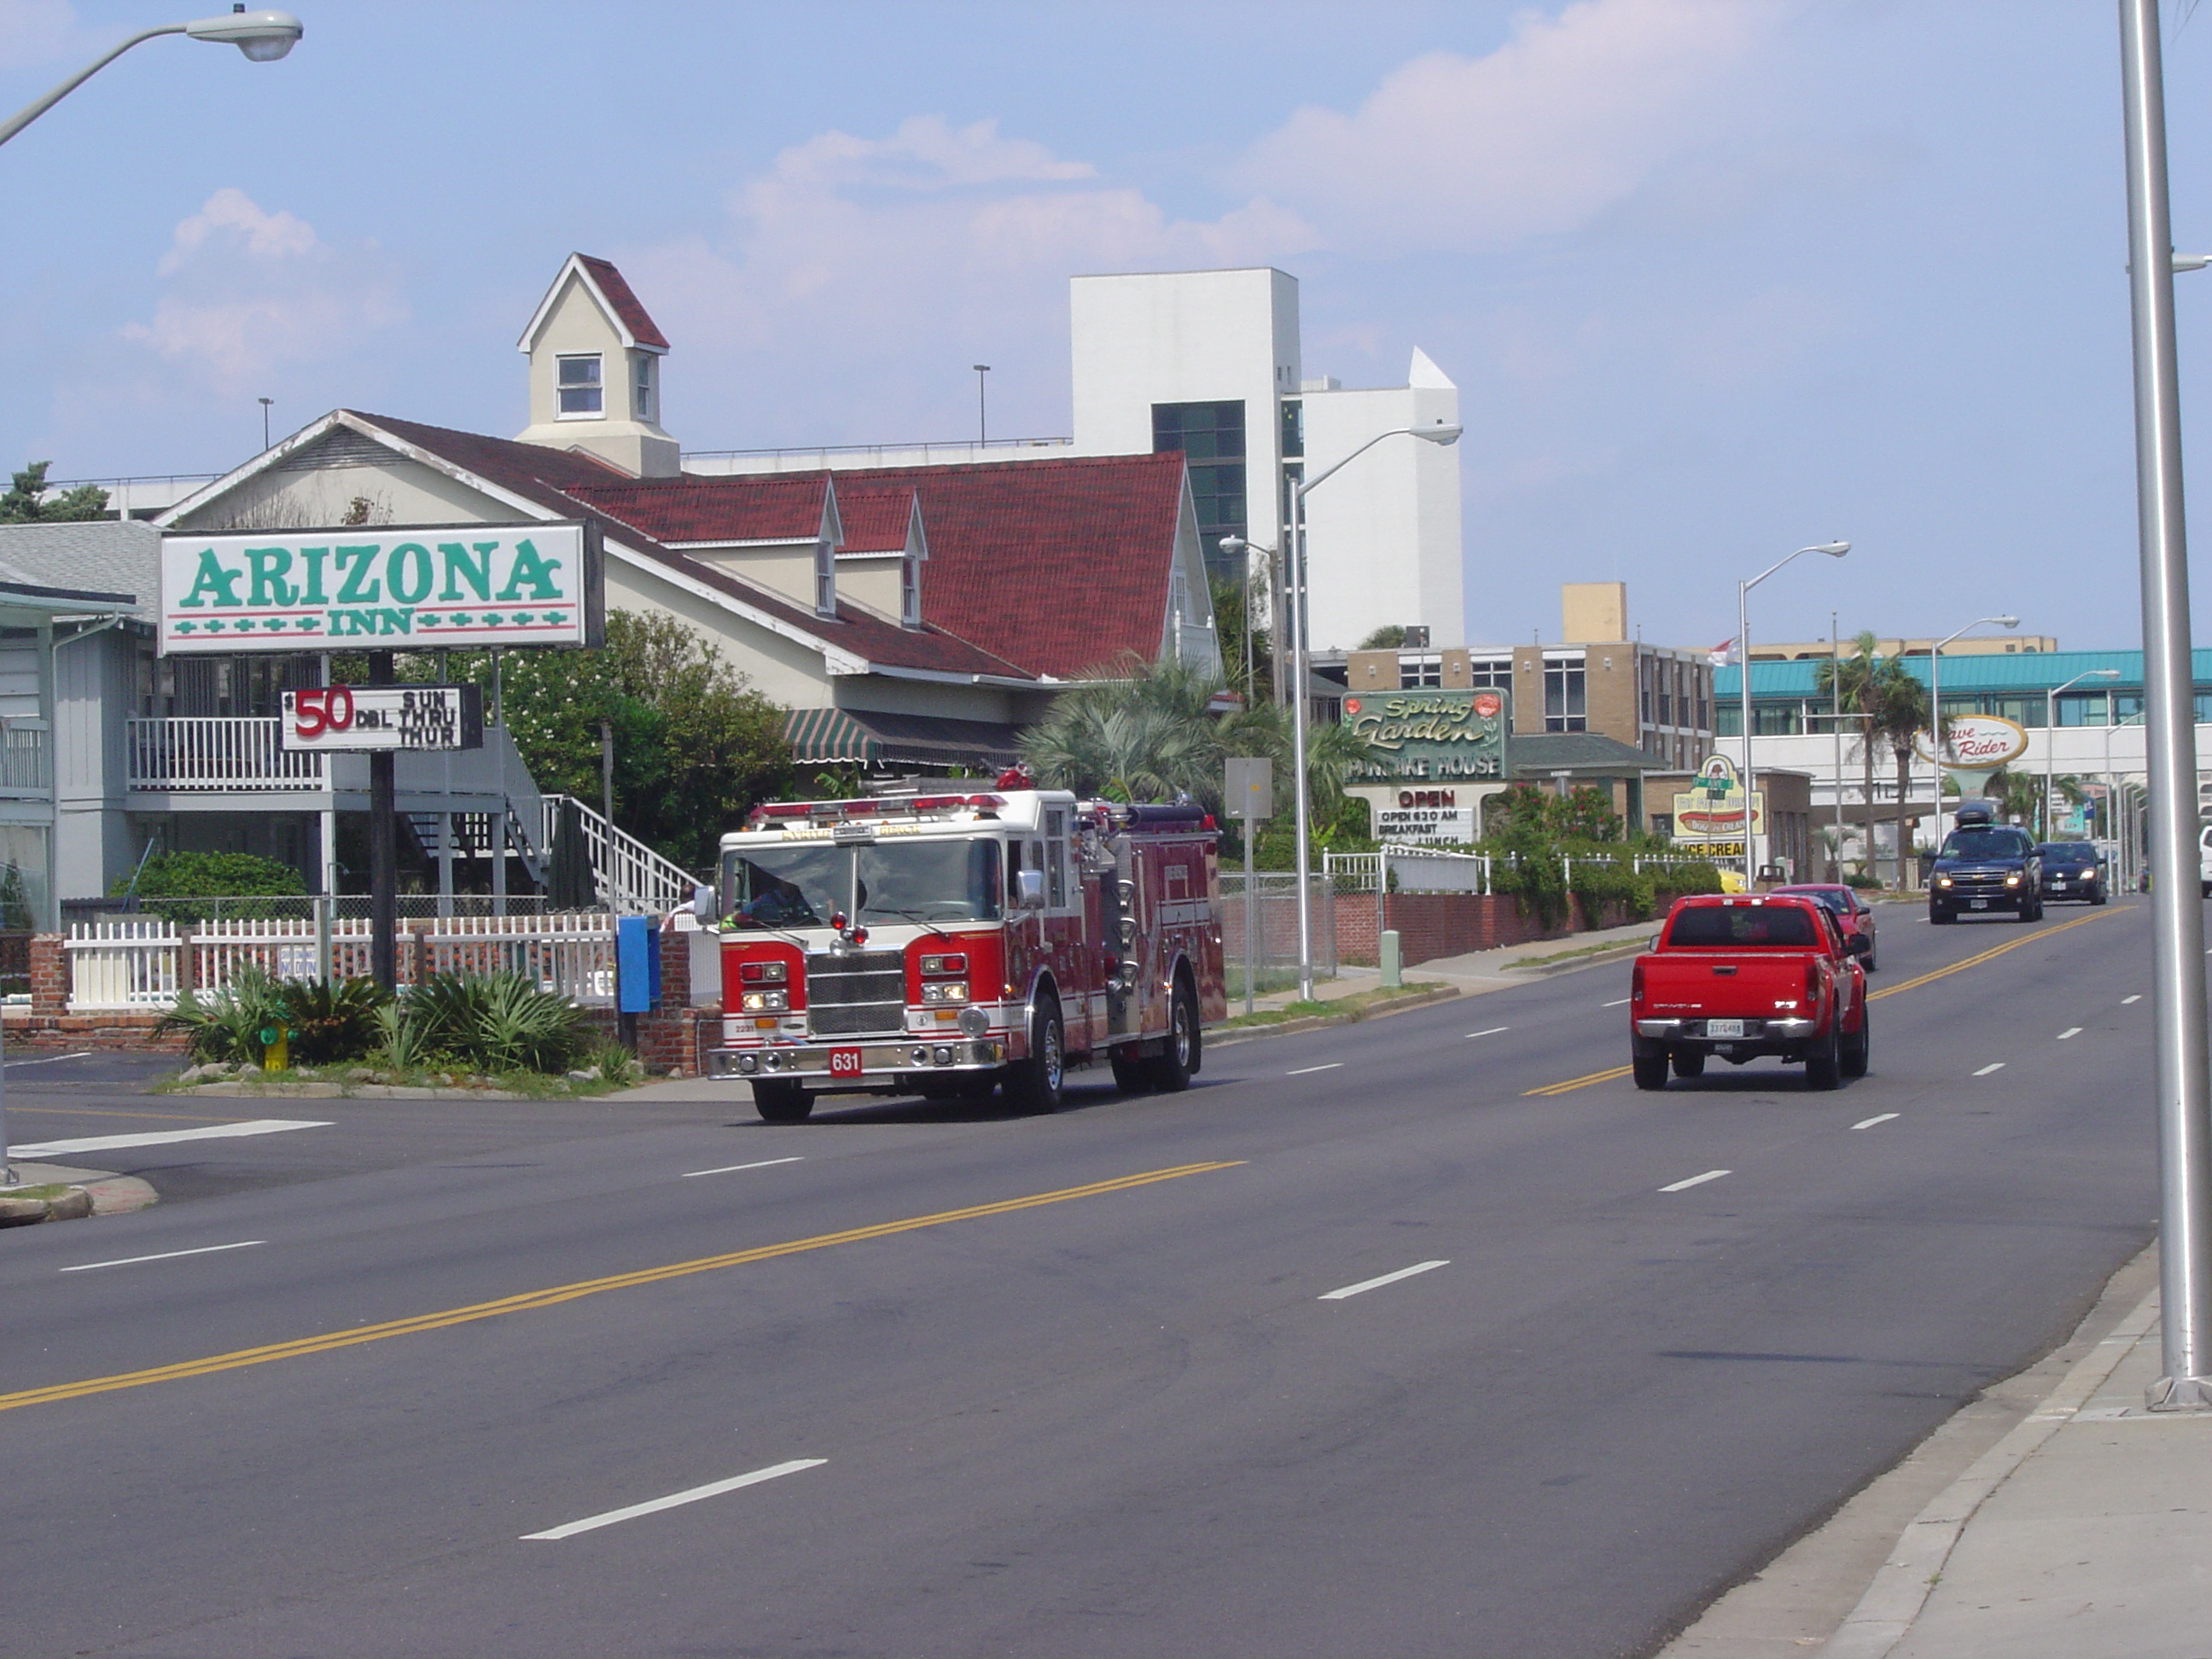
left=65, top=912, right=618, bottom=1011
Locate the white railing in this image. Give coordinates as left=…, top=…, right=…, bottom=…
left=66, top=911, right=617, bottom=1010
left=0, top=723, right=49, bottom=792
left=127, top=717, right=323, bottom=792
left=542, top=795, right=699, bottom=914
left=1325, top=847, right=1493, bottom=895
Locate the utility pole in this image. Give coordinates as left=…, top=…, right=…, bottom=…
left=2120, top=0, right=2212, bottom=1409
left=368, top=650, right=396, bottom=989
left=973, top=364, right=990, bottom=446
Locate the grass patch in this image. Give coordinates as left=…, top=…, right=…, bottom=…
left=153, top=1061, right=635, bottom=1099
left=0, top=1184, right=74, bottom=1202
left=1215, top=981, right=1448, bottom=1030
left=1508, top=933, right=1656, bottom=970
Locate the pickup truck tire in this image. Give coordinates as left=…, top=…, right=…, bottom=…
left=1670, top=1049, right=1706, bottom=1080
left=1930, top=903, right=1955, bottom=925
left=1632, top=1039, right=1670, bottom=1091
left=1149, top=981, right=1200, bottom=1093
left=1804, top=1016, right=1842, bottom=1091
left=1840, top=1007, right=1870, bottom=1080
left=1004, top=1006, right=1066, bottom=1115
left=752, top=1080, right=813, bottom=1123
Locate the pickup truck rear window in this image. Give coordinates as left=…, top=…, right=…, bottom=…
left=1667, top=906, right=1818, bottom=948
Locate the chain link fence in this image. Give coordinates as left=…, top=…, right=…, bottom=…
left=1219, top=872, right=1337, bottom=998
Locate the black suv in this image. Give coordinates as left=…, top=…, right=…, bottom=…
left=2034, top=841, right=2108, bottom=905
left=1930, top=805, right=2042, bottom=923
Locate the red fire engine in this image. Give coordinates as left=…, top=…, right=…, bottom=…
left=705, top=789, right=1226, bottom=1121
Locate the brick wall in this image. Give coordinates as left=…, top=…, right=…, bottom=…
left=1334, top=891, right=1665, bottom=968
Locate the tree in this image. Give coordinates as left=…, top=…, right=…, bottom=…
left=1358, top=625, right=1409, bottom=650
left=0, top=462, right=108, bottom=524
left=1813, top=633, right=1885, bottom=882
left=1870, top=654, right=1928, bottom=888
left=1210, top=575, right=1273, bottom=707
left=408, top=610, right=794, bottom=873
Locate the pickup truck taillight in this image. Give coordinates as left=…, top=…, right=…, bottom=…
left=1805, top=961, right=1822, bottom=1005
left=1631, top=956, right=1646, bottom=1004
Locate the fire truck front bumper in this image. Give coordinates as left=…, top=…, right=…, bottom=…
left=707, top=1039, right=1010, bottom=1084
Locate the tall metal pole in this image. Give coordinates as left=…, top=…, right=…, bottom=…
left=2120, top=0, right=2212, bottom=1409
left=1290, top=499, right=1314, bottom=1003
left=369, top=651, right=397, bottom=990
left=973, top=364, right=990, bottom=446
left=1832, top=611, right=1844, bottom=878
left=1738, top=579, right=1755, bottom=886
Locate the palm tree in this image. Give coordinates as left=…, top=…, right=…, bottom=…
left=1871, top=655, right=1929, bottom=889
left=1813, top=632, right=1883, bottom=881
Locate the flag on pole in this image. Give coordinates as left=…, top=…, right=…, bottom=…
left=1708, top=637, right=1736, bottom=668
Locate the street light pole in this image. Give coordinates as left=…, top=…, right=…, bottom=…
left=1737, top=542, right=1849, bottom=886
left=2120, top=0, right=2212, bottom=1410
left=1272, top=422, right=1462, bottom=1001
left=0, top=9, right=302, bottom=149
left=2044, top=668, right=2120, bottom=839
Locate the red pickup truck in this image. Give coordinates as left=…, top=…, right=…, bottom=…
left=1628, top=894, right=1871, bottom=1091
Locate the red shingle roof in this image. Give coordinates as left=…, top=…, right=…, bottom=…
left=564, top=474, right=831, bottom=545
left=822, top=480, right=920, bottom=555
left=575, top=255, right=669, bottom=352
left=818, top=453, right=1191, bottom=679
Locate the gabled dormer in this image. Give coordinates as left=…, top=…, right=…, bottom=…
left=515, top=253, right=678, bottom=478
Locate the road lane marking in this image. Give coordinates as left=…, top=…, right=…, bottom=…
left=3, top=1051, right=90, bottom=1068
left=1852, top=1114, right=1900, bottom=1130
left=1869, top=908, right=2112, bottom=1001
left=1463, top=1027, right=1510, bottom=1039
left=7, top=1119, right=330, bottom=1160
left=1973, top=1062, right=2005, bottom=1076
left=1527, top=1064, right=1634, bottom=1097
left=682, top=1156, right=805, bottom=1179
left=1287, top=1063, right=1342, bottom=1076
left=1659, top=1169, right=1731, bottom=1193
left=0, top=1161, right=1242, bottom=1416
left=1318, top=1260, right=1450, bottom=1301
left=7, top=1106, right=256, bottom=1124
left=60, top=1241, right=265, bottom=1274
left=1602, top=998, right=1632, bottom=1008
left=2125, top=994, right=2143, bottom=1004
left=2058, top=1027, right=2082, bottom=1040
left=522, top=1459, right=825, bottom=1540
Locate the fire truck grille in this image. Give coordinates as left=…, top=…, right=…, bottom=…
left=805, top=950, right=906, bottom=1037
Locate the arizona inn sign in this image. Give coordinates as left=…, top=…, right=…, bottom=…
left=158, top=521, right=604, bottom=654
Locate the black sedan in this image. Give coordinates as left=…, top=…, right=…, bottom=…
left=2034, top=841, right=2108, bottom=905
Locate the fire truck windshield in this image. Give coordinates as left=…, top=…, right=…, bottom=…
left=723, top=838, right=1003, bottom=928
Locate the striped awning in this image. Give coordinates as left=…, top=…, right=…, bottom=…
left=782, top=707, right=1024, bottom=770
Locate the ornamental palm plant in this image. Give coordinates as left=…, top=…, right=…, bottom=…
left=1813, top=633, right=1885, bottom=881
left=1871, top=655, right=1930, bottom=888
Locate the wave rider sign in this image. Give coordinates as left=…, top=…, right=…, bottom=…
left=158, top=521, right=603, bottom=655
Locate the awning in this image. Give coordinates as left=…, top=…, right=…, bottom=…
left=783, top=707, right=1024, bottom=770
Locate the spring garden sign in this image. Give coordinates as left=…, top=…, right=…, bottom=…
left=158, top=521, right=604, bottom=655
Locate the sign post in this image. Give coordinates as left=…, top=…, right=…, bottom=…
left=1225, top=757, right=1273, bottom=1015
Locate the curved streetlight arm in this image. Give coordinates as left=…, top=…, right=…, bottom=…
left=1295, top=422, right=1462, bottom=502
left=0, top=24, right=187, bottom=149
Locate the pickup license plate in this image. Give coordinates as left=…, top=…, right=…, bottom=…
left=826, top=1047, right=864, bottom=1079
left=1970, top=899, right=1988, bottom=910
left=1706, top=1019, right=1746, bottom=1039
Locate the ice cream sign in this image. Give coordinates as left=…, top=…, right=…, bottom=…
left=159, top=521, right=603, bottom=655
left=1672, top=754, right=1763, bottom=842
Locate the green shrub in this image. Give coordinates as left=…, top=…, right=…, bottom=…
left=118, top=851, right=306, bottom=922
left=402, top=970, right=591, bottom=1074
left=158, top=963, right=289, bottom=1064
left=279, top=976, right=391, bottom=1065
left=160, top=970, right=392, bottom=1066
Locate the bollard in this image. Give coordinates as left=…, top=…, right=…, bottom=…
left=1380, top=929, right=1402, bottom=991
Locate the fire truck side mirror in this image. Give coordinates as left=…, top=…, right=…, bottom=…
left=690, top=883, right=715, bottom=920
left=1016, top=869, right=1045, bottom=909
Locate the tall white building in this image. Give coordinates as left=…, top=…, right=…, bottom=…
left=1067, top=265, right=1463, bottom=650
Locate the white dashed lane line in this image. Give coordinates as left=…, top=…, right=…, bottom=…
left=1464, top=1027, right=1510, bottom=1039
left=521, top=1460, right=826, bottom=1541
left=1852, top=1113, right=1899, bottom=1131
left=1318, top=1260, right=1450, bottom=1301
left=1287, top=1063, right=1342, bottom=1076
left=682, top=1156, right=805, bottom=1179
left=1658, top=1169, right=1730, bottom=1194
left=59, top=1241, right=265, bottom=1274
left=1602, top=998, right=1632, bottom=1009
left=2125, top=994, right=2143, bottom=1004
left=2057, top=1027, right=2082, bottom=1041
left=1972, top=1062, right=2005, bottom=1077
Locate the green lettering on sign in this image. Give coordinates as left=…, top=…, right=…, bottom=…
left=178, top=550, right=243, bottom=608
left=438, top=542, right=496, bottom=602
left=497, top=538, right=562, bottom=602
left=334, top=544, right=381, bottom=604
left=244, top=546, right=298, bottom=608
left=386, top=543, right=433, bottom=605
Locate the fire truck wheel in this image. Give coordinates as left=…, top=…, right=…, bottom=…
left=1150, top=980, right=1201, bottom=1093
left=1109, top=1051, right=1154, bottom=1094
left=752, top=1080, right=813, bottom=1123
left=1004, top=1005, right=1065, bottom=1115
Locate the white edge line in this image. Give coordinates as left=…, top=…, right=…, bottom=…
left=4, top=1050, right=93, bottom=1068
left=2124, top=994, right=2143, bottom=1004
left=60, top=1240, right=265, bottom=1273
left=1602, top=998, right=1632, bottom=1008
left=521, top=1458, right=826, bottom=1540
left=1658, top=1169, right=1731, bottom=1193
left=680, top=1156, right=806, bottom=1179
left=7, top=1119, right=332, bottom=1159
left=1318, top=1260, right=1451, bottom=1301
left=1463, top=1026, right=1510, bottom=1039
left=1286, top=1063, right=1343, bottom=1076
left=2057, top=1027, right=2082, bottom=1040
left=1851, top=1113, right=1900, bottom=1131
left=1972, top=1062, right=2006, bottom=1076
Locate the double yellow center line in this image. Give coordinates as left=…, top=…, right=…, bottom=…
left=1525, top=905, right=2117, bottom=1097
left=3, top=1161, right=1240, bottom=1416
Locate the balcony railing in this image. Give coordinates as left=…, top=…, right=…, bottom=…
left=0, top=723, right=49, bottom=792
left=126, top=717, right=323, bottom=792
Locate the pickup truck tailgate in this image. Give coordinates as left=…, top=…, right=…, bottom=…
left=1638, top=952, right=1808, bottom=1018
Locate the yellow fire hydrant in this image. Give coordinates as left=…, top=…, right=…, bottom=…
left=259, top=1025, right=291, bottom=1072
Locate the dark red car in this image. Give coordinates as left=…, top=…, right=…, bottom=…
left=1770, top=884, right=1878, bottom=972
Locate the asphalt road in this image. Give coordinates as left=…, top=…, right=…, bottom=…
left=0, top=895, right=2163, bottom=1658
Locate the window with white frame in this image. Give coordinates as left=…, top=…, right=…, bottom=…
left=633, top=354, right=655, bottom=421
left=900, top=553, right=921, bottom=626
left=814, top=542, right=835, bottom=615
left=557, top=354, right=603, bottom=417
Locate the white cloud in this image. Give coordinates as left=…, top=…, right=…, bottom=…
left=1236, top=0, right=1783, bottom=253
left=123, top=188, right=406, bottom=393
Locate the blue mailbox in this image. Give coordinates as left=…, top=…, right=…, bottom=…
left=615, top=915, right=661, bottom=1014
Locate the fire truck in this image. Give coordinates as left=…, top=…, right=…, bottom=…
left=704, top=789, right=1227, bottom=1121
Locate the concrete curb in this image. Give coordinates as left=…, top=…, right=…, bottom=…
left=1208, top=983, right=1462, bottom=1045
left=0, top=1160, right=157, bottom=1224
left=1820, top=1287, right=2163, bottom=1659
left=1500, top=936, right=1656, bottom=977
left=173, top=1080, right=527, bottom=1099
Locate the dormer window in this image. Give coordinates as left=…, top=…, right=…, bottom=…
left=900, top=553, right=921, bottom=626
left=634, top=354, right=655, bottom=421
left=814, top=541, right=835, bottom=616
left=557, top=354, right=603, bottom=417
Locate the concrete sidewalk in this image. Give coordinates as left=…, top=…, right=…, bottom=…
left=1238, top=915, right=1660, bottom=1014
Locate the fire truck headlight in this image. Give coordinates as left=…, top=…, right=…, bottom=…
left=920, top=982, right=969, bottom=1004
left=740, top=990, right=789, bottom=1012
left=919, top=952, right=969, bottom=975
left=737, top=961, right=789, bottom=985
left=958, top=1006, right=989, bottom=1037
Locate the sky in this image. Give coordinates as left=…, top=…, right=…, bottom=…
left=6, top=0, right=2212, bottom=656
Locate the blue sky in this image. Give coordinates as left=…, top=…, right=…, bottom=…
left=5, top=1, right=2212, bottom=655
